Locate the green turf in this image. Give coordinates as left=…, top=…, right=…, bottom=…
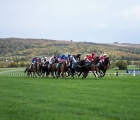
left=0, top=75, right=140, bottom=120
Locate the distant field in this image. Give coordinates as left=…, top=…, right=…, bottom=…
left=0, top=71, right=140, bottom=120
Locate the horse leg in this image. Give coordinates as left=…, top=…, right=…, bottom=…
left=95, top=69, right=100, bottom=78
left=96, top=70, right=101, bottom=78
left=99, top=70, right=105, bottom=77
left=33, top=70, right=37, bottom=78
left=60, top=71, right=63, bottom=78
left=82, top=71, right=88, bottom=79
left=92, top=70, right=98, bottom=79
left=27, top=70, right=31, bottom=77
left=52, top=71, right=55, bottom=78
left=71, top=69, right=75, bottom=79
left=56, top=71, right=59, bottom=78
left=78, top=71, right=82, bottom=77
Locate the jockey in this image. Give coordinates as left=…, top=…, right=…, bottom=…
left=49, top=55, right=57, bottom=64
left=99, top=53, right=107, bottom=64
left=30, top=56, right=38, bottom=69
left=86, top=52, right=96, bottom=62
left=77, top=53, right=81, bottom=61
left=42, top=57, right=47, bottom=64
left=58, top=54, right=66, bottom=63
left=48, top=55, right=57, bottom=68
left=31, top=56, right=38, bottom=64
left=37, top=57, right=42, bottom=64
left=67, top=54, right=77, bottom=67
left=84, top=54, right=89, bottom=61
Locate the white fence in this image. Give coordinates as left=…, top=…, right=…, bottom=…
left=0, top=73, right=26, bottom=77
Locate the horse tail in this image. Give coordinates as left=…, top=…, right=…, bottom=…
left=25, top=67, right=27, bottom=73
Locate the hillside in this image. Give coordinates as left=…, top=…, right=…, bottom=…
left=0, top=38, right=140, bottom=62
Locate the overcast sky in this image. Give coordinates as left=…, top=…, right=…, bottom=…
left=0, top=0, right=140, bottom=43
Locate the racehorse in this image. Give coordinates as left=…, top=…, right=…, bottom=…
left=41, top=61, right=49, bottom=77
left=24, top=63, right=38, bottom=77
left=98, top=57, right=111, bottom=77
left=70, top=60, right=86, bottom=79
left=24, top=62, right=42, bottom=77
left=51, top=59, right=69, bottom=78
left=82, top=56, right=100, bottom=79
left=47, top=58, right=59, bottom=77
left=25, top=66, right=33, bottom=77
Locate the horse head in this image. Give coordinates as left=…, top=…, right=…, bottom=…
left=104, top=57, right=111, bottom=66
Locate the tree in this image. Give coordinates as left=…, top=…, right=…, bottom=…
left=127, top=60, right=132, bottom=65
left=115, top=60, right=127, bottom=70
left=134, top=61, right=140, bottom=68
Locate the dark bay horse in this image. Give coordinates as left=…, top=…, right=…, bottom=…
left=98, top=57, right=111, bottom=77
left=82, top=56, right=100, bottom=79
left=41, top=61, right=49, bottom=77
left=51, top=59, right=69, bottom=78
left=70, top=60, right=86, bottom=79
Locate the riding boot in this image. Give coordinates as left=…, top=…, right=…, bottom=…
left=48, top=64, right=51, bottom=69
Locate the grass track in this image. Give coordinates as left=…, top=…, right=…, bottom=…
left=0, top=75, right=140, bottom=120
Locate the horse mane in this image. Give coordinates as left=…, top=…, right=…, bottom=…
left=93, top=56, right=100, bottom=64
left=104, top=57, right=110, bottom=66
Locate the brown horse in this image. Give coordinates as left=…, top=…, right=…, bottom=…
left=24, top=62, right=42, bottom=77
left=24, top=65, right=37, bottom=77
left=51, top=59, right=69, bottom=78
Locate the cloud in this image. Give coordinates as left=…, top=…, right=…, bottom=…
left=117, top=5, right=140, bottom=21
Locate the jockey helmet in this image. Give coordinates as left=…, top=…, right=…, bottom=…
left=78, top=53, right=81, bottom=55
left=103, top=53, right=107, bottom=56
left=62, top=54, right=65, bottom=57
left=44, top=57, right=47, bottom=59
left=35, top=56, right=37, bottom=58
left=92, top=52, right=95, bottom=55
left=68, top=54, right=71, bottom=57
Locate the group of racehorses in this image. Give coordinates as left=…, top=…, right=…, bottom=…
left=24, top=56, right=111, bottom=79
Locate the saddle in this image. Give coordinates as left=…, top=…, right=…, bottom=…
left=48, top=64, right=51, bottom=69
left=72, top=63, right=78, bottom=69
left=85, top=62, right=91, bottom=68
left=56, top=63, right=62, bottom=68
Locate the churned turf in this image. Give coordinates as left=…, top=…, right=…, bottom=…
left=0, top=75, right=140, bottom=120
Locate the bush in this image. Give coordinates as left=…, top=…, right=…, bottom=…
left=115, top=60, right=127, bottom=70
left=7, top=62, right=19, bottom=67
